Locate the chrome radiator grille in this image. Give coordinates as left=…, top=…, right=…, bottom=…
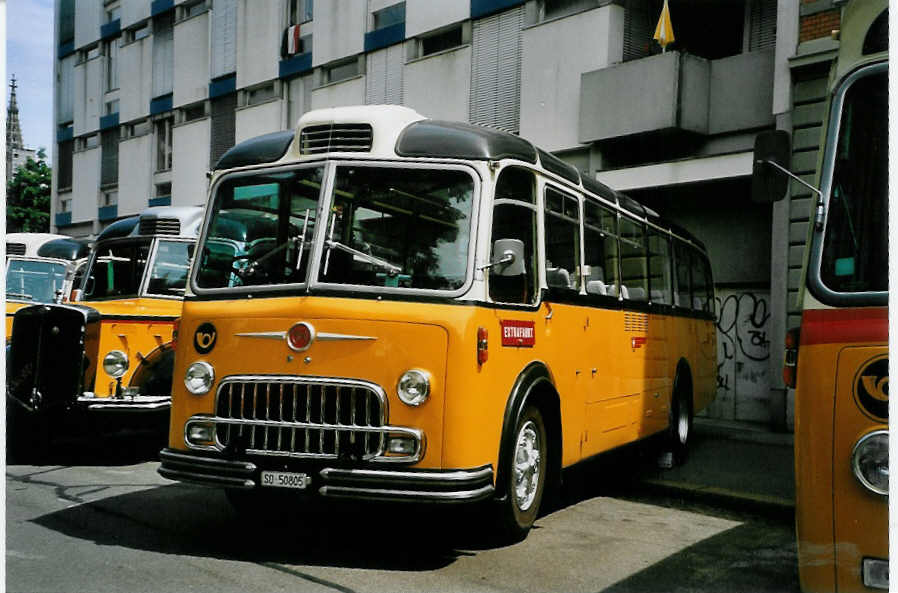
left=213, top=377, right=386, bottom=460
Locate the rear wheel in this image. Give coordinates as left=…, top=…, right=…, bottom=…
left=666, top=387, right=692, bottom=466
left=496, top=405, right=547, bottom=541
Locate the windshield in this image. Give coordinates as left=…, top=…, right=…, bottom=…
left=196, top=164, right=476, bottom=292
left=318, top=166, right=475, bottom=291
left=196, top=166, right=325, bottom=289
left=6, top=259, right=68, bottom=303
left=819, top=69, right=887, bottom=294
left=146, top=240, right=195, bottom=297
left=83, top=240, right=150, bottom=300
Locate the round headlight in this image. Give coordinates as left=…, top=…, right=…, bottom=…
left=184, top=361, right=215, bottom=395
left=851, top=429, right=888, bottom=496
left=102, top=350, right=129, bottom=378
left=397, top=369, right=430, bottom=406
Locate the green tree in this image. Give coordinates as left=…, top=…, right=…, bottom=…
left=7, top=148, right=51, bottom=232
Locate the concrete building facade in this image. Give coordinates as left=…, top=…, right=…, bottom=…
left=51, top=0, right=848, bottom=430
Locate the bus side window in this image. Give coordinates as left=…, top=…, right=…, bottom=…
left=619, top=216, right=648, bottom=301
left=690, top=250, right=708, bottom=312
left=647, top=229, right=672, bottom=304
left=583, top=200, right=618, bottom=297
left=543, top=186, right=580, bottom=292
left=674, top=241, right=691, bottom=308
left=489, top=167, right=537, bottom=305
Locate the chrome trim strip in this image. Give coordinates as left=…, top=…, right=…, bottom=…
left=160, top=449, right=257, bottom=471
left=319, top=465, right=492, bottom=484
left=318, top=484, right=495, bottom=503
left=77, top=394, right=171, bottom=411
left=234, top=331, right=286, bottom=339
left=316, top=332, right=377, bottom=342
left=157, top=468, right=255, bottom=489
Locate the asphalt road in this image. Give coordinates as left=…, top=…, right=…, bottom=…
left=6, top=432, right=799, bottom=593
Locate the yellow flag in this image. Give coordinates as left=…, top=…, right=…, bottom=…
left=653, top=0, right=675, bottom=51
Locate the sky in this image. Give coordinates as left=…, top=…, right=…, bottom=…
left=7, top=0, right=54, bottom=162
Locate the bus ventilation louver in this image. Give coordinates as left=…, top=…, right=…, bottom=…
left=213, top=377, right=386, bottom=460
left=6, top=243, right=26, bottom=256
left=624, top=312, right=649, bottom=333
left=299, top=124, right=373, bottom=155
left=139, top=217, right=181, bottom=236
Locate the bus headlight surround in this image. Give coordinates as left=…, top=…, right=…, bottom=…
left=397, top=369, right=430, bottom=406
left=102, top=350, right=129, bottom=378
left=185, top=361, right=215, bottom=395
left=851, top=429, right=888, bottom=496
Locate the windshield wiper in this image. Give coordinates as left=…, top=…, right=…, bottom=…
left=323, top=239, right=402, bottom=276
left=7, top=292, right=33, bottom=300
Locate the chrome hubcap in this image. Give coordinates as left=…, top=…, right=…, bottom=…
left=677, top=405, right=689, bottom=445
left=513, top=420, right=541, bottom=511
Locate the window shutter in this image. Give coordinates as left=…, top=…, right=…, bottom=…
left=365, top=44, right=403, bottom=105
left=152, top=12, right=174, bottom=97
left=57, top=54, right=75, bottom=123
left=470, top=6, right=522, bottom=134
left=212, top=0, right=237, bottom=78
left=210, top=93, right=237, bottom=167
left=623, top=0, right=654, bottom=62
left=749, top=0, right=777, bottom=51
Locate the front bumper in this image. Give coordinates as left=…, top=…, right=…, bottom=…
left=77, top=392, right=171, bottom=412
left=158, top=448, right=495, bottom=503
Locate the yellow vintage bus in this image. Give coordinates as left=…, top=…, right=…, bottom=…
left=753, top=2, right=887, bottom=590
left=159, top=106, right=716, bottom=538
left=6, top=207, right=203, bottom=458
left=6, top=236, right=91, bottom=338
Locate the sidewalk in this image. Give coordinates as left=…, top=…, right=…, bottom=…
left=642, top=418, right=796, bottom=516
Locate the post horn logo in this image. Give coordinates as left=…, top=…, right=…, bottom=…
left=194, top=322, right=217, bottom=354
left=853, top=354, right=888, bottom=422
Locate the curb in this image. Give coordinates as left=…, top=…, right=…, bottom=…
left=641, top=477, right=795, bottom=520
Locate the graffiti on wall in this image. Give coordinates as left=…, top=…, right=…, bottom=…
left=709, top=290, right=771, bottom=422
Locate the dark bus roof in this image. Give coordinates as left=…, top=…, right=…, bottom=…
left=215, top=118, right=706, bottom=252
left=96, top=216, right=140, bottom=242
left=36, top=237, right=91, bottom=261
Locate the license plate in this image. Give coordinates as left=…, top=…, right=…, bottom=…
left=260, top=471, right=310, bottom=489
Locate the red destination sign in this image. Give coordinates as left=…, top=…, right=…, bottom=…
left=501, top=320, right=535, bottom=347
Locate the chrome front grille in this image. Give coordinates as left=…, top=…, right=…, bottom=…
left=139, top=217, right=180, bottom=236
left=212, top=376, right=387, bottom=460
left=299, top=124, right=373, bottom=154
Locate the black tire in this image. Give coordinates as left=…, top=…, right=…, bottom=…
left=6, top=403, right=50, bottom=465
left=496, top=405, right=548, bottom=541
left=666, top=386, right=692, bottom=466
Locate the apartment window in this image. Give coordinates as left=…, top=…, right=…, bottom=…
left=102, top=191, right=118, bottom=206
left=365, top=45, right=403, bottom=105
left=289, top=0, right=313, bottom=24
left=420, top=24, right=464, bottom=57
left=152, top=12, right=174, bottom=97
left=209, top=94, right=237, bottom=167
left=372, top=2, right=405, bottom=30
left=57, top=140, right=74, bottom=190
left=59, top=198, right=72, bottom=213
left=180, top=0, right=207, bottom=20
left=322, top=57, right=360, bottom=85
left=155, top=182, right=172, bottom=198
left=105, top=39, right=119, bottom=91
left=126, top=23, right=150, bottom=43
left=77, top=134, right=99, bottom=151
left=470, top=7, right=523, bottom=133
left=105, top=4, right=121, bottom=22
left=156, top=117, right=173, bottom=172
left=181, top=103, right=206, bottom=122
left=128, top=119, right=152, bottom=137
left=81, top=45, right=101, bottom=62
left=246, top=82, right=277, bottom=106
left=101, top=129, right=120, bottom=186
left=105, top=100, right=119, bottom=115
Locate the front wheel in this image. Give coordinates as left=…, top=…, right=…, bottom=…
left=496, top=405, right=548, bottom=541
left=666, top=388, right=692, bottom=466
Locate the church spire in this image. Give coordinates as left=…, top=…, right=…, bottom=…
left=7, top=75, right=24, bottom=150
